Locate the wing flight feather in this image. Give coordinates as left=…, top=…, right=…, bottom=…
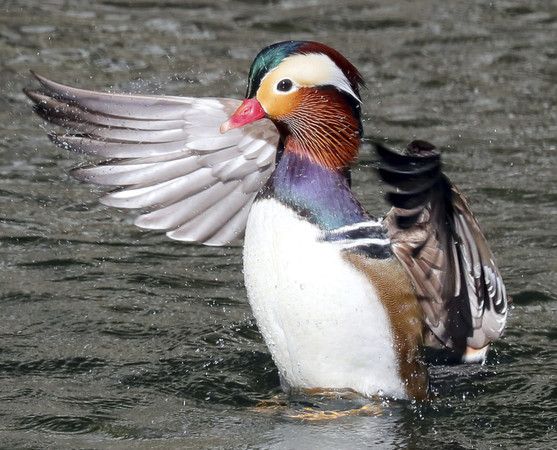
left=377, top=140, right=508, bottom=353
left=25, top=72, right=280, bottom=245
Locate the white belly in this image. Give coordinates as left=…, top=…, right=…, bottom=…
left=243, top=198, right=406, bottom=399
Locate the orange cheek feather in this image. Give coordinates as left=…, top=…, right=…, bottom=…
left=257, top=83, right=301, bottom=119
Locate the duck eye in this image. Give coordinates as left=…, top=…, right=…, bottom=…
left=276, top=79, right=293, bottom=92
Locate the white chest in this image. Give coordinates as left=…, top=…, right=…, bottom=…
left=243, top=198, right=406, bottom=399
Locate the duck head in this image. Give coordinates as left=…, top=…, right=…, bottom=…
left=221, top=41, right=365, bottom=171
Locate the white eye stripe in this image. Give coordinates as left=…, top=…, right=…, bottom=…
left=262, top=53, right=360, bottom=102
left=325, top=62, right=361, bottom=103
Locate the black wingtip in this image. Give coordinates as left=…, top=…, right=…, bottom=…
left=375, top=140, right=444, bottom=229
left=395, top=210, right=423, bottom=230
left=387, top=189, right=432, bottom=210
left=375, top=140, right=442, bottom=192
left=374, top=140, right=440, bottom=165
left=403, top=140, right=438, bottom=157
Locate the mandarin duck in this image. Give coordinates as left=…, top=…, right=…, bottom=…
left=25, top=40, right=508, bottom=401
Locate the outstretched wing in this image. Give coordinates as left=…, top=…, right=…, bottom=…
left=377, top=140, right=508, bottom=353
left=24, top=72, right=280, bottom=246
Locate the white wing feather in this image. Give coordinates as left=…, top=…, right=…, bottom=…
left=26, top=73, right=280, bottom=245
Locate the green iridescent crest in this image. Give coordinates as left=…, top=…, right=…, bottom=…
left=245, top=41, right=307, bottom=98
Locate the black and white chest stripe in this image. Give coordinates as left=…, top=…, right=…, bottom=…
left=322, top=221, right=392, bottom=259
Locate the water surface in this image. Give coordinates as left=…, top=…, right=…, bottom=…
left=1, top=0, right=556, bottom=448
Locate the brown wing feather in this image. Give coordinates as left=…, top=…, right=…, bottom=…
left=377, top=140, right=508, bottom=354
